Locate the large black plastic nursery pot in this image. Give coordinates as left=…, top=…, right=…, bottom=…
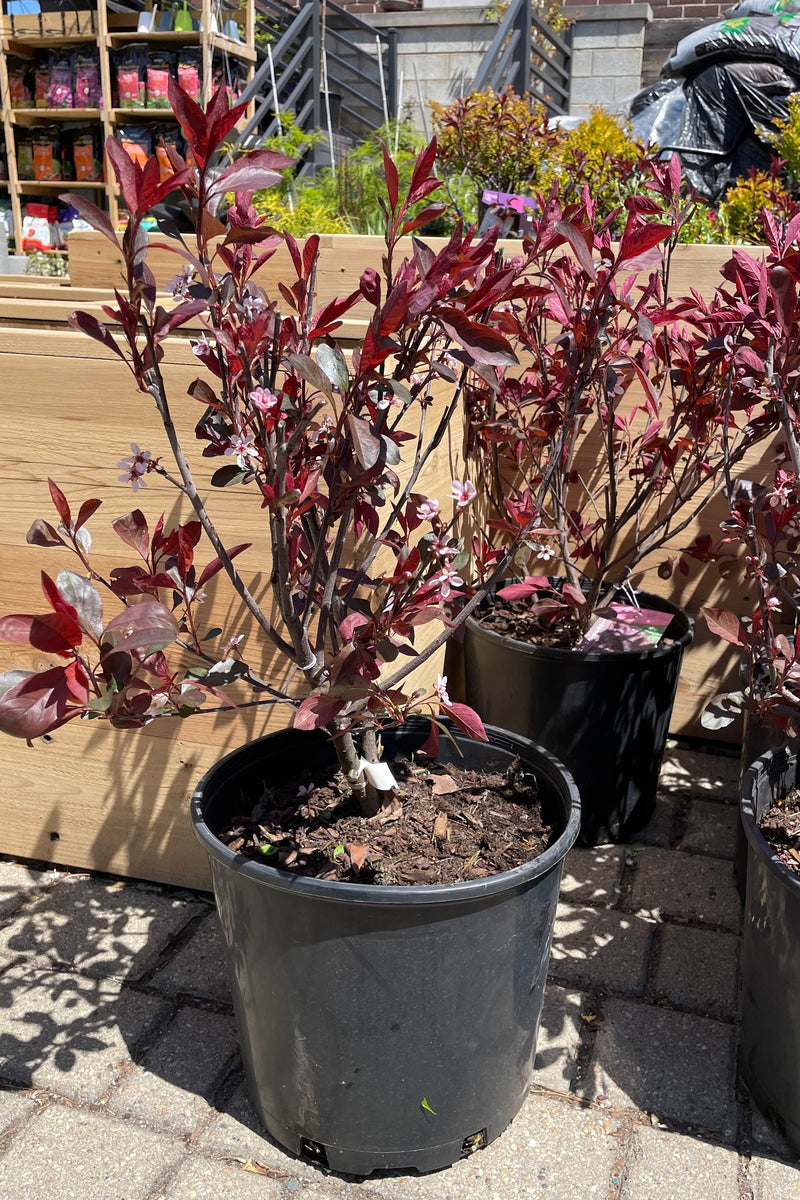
left=462, top=591, right=693, bottom=846
left=191, top=719, right=580, bottom=1176
left=740, top=747, right=800, bottom=1153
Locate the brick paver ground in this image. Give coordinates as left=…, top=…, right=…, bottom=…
left=0, top=742, right=797, bottom=1198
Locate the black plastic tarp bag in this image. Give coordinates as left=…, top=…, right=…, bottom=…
left=668, top=13, right=800, bottom=76
left=629, top=60, right=798, bottom=201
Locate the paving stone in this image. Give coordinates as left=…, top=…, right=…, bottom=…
left=161, top=1157, right=349, bottom=1199
left=652, top=925, right=739, bottom=1020
left=753, top=1154, right=800, bottom=1199
left=550, top=904, right=654, bottom=996
left=560, top=847, right=624, bottom=906
left=619, top=1126, right=740, bottom=1199
left=533, top=986, right=583, bottom=1093
left=576, top=998, right=737, bottom=1140
left=681, top=800, right=739, bottom=860
left=108, top=1005, right=239, bottom=1136
left=0, top=1088, right=37, bottom=1135
left=634, top=797, right=678, bottom=849
left=364, top=1093, right=627, bottom=1200
left=149, top=911, right=231, bottom=1002
left=659, top=748, right=740, bottom=803
left=0, top=876, right=205, bottom=981
left=629, top=848, right=741, bottom=932
left=0, top=964, right=171, bottom=1102
left=0, top=1104, right=184, bottom=1200
left=0, top=863, right=58, bottom=921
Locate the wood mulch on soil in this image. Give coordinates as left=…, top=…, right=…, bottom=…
left=760, top=786, right=800, bottom=877
left=217, top=755, right=556, bottom=887
left=474, top=595, right=581, bottom=648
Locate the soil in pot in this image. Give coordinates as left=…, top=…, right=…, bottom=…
left=753, top=784, right=800, bottom=875
left=216, top=754, right=557, bottom=886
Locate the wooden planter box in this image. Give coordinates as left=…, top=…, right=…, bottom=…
left=0, top=237, right=771, bottom=886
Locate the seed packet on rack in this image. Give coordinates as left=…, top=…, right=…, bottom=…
left=575, top=604, right=674, bottom=653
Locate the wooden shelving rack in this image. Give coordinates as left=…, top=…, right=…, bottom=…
left=0, top=0, right=255, bottom=245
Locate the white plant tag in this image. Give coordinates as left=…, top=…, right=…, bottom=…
left=359, top=757, right=399, bottom=792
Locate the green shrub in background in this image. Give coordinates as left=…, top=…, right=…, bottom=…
left=244, top=87, right=800, bottom=245
left=253, top=120, right=431, bottom=236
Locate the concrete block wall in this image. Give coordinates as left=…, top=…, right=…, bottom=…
left=342, top=6, right=495, bottom=136
left=564, top=3, right=651, bottom=116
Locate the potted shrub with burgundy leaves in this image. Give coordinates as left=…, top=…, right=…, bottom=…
left=0, top=83, right=581, bottom=1173
left=689, top=257, right=800, bottom=1150
left=458, top=165, right=785, bottom=845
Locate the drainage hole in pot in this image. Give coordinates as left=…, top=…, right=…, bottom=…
left=461, top=1129, right=487, bottom=1157
left=300, top=1139, right=329, bottom=1168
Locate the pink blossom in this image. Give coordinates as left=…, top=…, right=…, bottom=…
left=417, top=497, right=440, bottom=521
left=434, top=673, right=451, bottom=705
left=450, top=479, right=477, bottom=508
left=117, top=443, right=152, bottom=492
left=430, top=567, right=463, bottom=599
left=191, top=333, right=212, bottom=358
left=249, top=386, right=281, bottom=415
left=224, top=432, right=258, bottom=469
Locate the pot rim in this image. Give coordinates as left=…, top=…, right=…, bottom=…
left=741, top=747, right=800, bottom=897
left=191, top=722, right=581, bottom=907
left=465, top=589, right=693, bottom=664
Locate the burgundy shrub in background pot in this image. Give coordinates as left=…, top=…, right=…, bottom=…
left=460, top=164, right=785, bottom=844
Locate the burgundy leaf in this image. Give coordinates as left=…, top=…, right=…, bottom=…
left=703, top=607, right=746, bottom=647
left=346, top=413, right=382, bottom=471
left=418, top=718, right=441, bottom=758
left=48, top=480, right=71, bottom=527
left=56, top=569, right=103, bottom=640
left=0, top=667, right=80, bottom=741
left=26, top=520, right=65, bottom=549
left=210, top=148, right=293, bottom=196
left=196, top=543, right=251, bottom=588
left=105, top=135, right=140, bottom=215
left=112, top=510, right=150, bottom=561
left=103, top=600, right=179, bottom=656
left=438, top=309, right=518, bottom=367
left=360, top=267, right=381, bottom=306
left=617, top=223, right=672, bottom=267
left=67, top=310, right=127, bottom=361
left=75, top=498, right=102, bottom=532
left=554, top=220, right=596, bottom=279
left=168, top=76, right=208, bottom=162
left=440, top=701, right=489, bottom=742
left=407, top=137, right=438, bottom=205
left=497, top=576, right=549, bottom=601
left=293, top=691, right=346, bottom=731
left=60, top=193, right=119, bottom=248
left=0, top=612, right=83, bottom=656
left=188, top=378, right=221, bottom=408
left=561, top=583, right=587, bottom=608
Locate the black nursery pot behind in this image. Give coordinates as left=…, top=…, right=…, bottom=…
left=740, top=748, right=800, bottom=1153
left=191, top=720, right=580, bottom=1176
left=462, top=592, right=693, bottom=845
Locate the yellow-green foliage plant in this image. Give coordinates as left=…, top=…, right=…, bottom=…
left=719, top=168, right=798, bottom=243
left=768, top=93, right=800, bottom=192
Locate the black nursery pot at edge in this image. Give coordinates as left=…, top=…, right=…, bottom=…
left=740, top=748, right=800, bottom=1153
left=191, top=719, right=580, bottom=1176
left=462, top=591, right=693, bottom=846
